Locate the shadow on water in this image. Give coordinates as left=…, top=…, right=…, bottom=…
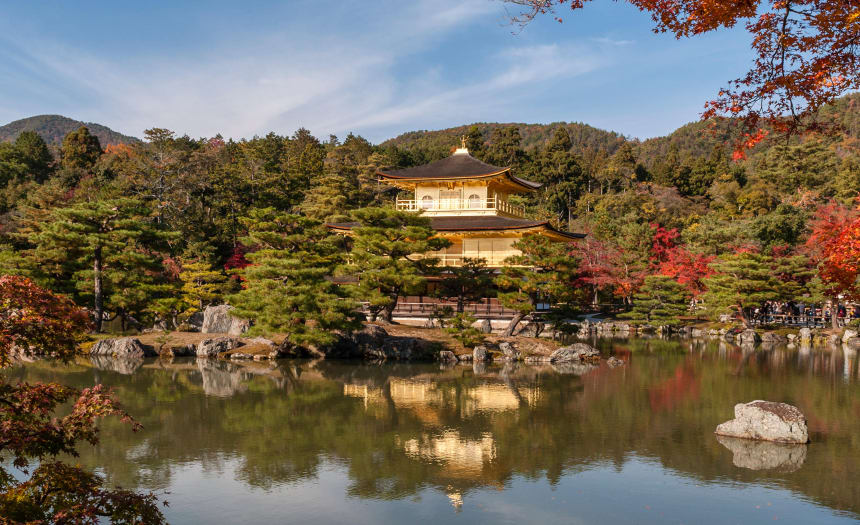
left=6, top=337, right=860, bottom=521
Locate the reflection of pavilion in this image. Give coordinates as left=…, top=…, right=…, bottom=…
left=343, top=378, right=542, bottom=415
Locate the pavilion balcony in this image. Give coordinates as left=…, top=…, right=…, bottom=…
left=395, top=197, right=525, bottom=218
left=411, top=252, right=523, bottom=268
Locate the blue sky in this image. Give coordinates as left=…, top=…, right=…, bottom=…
left=0, top=0, right=753, bottom=143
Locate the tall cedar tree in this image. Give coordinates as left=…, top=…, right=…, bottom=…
left=434, top=258, right=495, bottom=313
left=495, top=234, right=579, bottom=336
left=0, top=276, right=166, bottom=523
left=348, top=207, right=450, bottom=323
left=28, top=197, right=176, bottom=332
left=620, top=275, right=691, bottom=327
left=230, top=208, right=361, bottom=348
left=60, top=126, right=102, bottom=171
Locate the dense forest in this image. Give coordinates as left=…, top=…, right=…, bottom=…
left=1, top=93, right=859, bottom=335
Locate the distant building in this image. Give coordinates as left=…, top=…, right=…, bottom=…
left=328, top=141, right=584, bottom=267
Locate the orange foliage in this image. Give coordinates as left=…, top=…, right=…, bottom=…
left=508, top=0, right=860, bottom=154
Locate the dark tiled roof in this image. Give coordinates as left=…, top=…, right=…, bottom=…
left=379, top=152, right=541, bottom=189
left=327, top=216, right=585, bottom=239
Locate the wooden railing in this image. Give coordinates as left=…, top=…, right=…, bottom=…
left=411, top=253, right=522, bottom=267
left=361, top=301, right=520, bottom=318
left=396, top=197, right=525, bottom=217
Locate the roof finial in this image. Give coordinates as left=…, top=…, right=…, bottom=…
left=454, top=135, right=469, bottom=155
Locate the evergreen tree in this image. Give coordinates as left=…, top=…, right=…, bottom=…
left=495, top=234, right=579, bottom=336
left=700, top=252, right=783, bottom=327
left=348, top=207, right=450, bottom=323
left=299, top=168, right=357, bottom=222
left=464, top=125, right=486, bottom=159
left=485, top=126, right=527, bottom=169
left=443, top=312, right=485, bottom=348
left=434, top=258, right=494, bottom=313
left=60, top=126, right=102, bottom=171
left=27, top=197, right=175, bottom=332
left=230, top=208, right=360, bottom=348
left=621, top=275, right=690, bottom=326
left=14, top=131, right=54, bottom=182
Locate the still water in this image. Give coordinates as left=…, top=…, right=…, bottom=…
left=7, top=338, right=860, bottom=524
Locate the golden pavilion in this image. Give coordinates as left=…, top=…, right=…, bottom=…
left=329, top=141, right=583, bottom=267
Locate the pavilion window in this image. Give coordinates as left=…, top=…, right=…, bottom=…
left=421, top=195, right=434, bottom=209
left=439, top=190, right=461, bottom=209
left=467, top=194, right=482, bottom=208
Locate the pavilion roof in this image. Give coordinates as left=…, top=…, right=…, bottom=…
left=327, top=216, right=584, bottom=240
left=378, top=151, right=541, bottom=190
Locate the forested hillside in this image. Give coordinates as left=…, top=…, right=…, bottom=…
left=0, top=114, right=138, bottom=146
left=1, top=93, right=859, bottom=333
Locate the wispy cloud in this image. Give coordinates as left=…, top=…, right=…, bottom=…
left=0, top=0, right=613, bottom=142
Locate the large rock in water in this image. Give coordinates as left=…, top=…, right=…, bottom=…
left=738, top=329, right=761, bottom=345
left=473, top=345, right=491, bottom=362
left=90, top=337, right=156, bottom=358
left=499, top=341, right=520, bottom=361
left=201, top=305, right=249, bottom=335
left=715, top=400, right=809, bottom=444
left=550, top=343, right=600, bottom=363
left=196, top=337, right=241, bottom=358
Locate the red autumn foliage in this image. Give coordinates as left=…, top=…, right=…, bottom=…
left=0, top=276, right=166, bottom=523
left=224, top=243, right=250, bottom=272
left=0, top=275, right=90, bottom=366
left=507, top=0, right=860, bottom=153
left=805, top=201, right=860, bottom=299
left=649, top=224, right=679, bottom=264
left=657, top=247, right=715, bottom=297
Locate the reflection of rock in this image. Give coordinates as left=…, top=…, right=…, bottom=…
left=90, top=337, right=156, bottom=358
left=201, top=304, right=249, bottom=335
left=196, top=359, right=246, bottom=397
left=715, top=400, right=808, bottom=443
left=551, top=362, right=596, bottom=375
left=89, top=355, right=143, bottom=374
left=716, top=435, right=807, bottom=472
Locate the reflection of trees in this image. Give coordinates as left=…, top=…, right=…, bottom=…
left=6, top=343, right=860, bottom=518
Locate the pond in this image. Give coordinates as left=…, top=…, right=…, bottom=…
left=7, top=337, right=860, bottom=524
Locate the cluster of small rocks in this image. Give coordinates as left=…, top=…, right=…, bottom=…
left=439, top=341, right=626, bottom=370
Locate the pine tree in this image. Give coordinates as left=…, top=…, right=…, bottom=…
left=27, top=197, right=176, bottom=332
left=230, top=208, right=360, bottom=348
left=621, top=275, right=690, bottom=326
left=495, top=234, right=580, bottom=336
left=299, top=168, right=357, bottom=222
left=701, top=252, right=783, bottom=327
left=348, top=207, right=450, bottom=323
left=434, top=258, right=495, bottom=313
left=444, top=312, right=485, bottom=348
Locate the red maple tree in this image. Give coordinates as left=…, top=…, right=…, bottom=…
left=0, top=275, right=166, bottom=523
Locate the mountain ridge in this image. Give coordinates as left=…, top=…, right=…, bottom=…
left=0, top=114, right=139, bottom=146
